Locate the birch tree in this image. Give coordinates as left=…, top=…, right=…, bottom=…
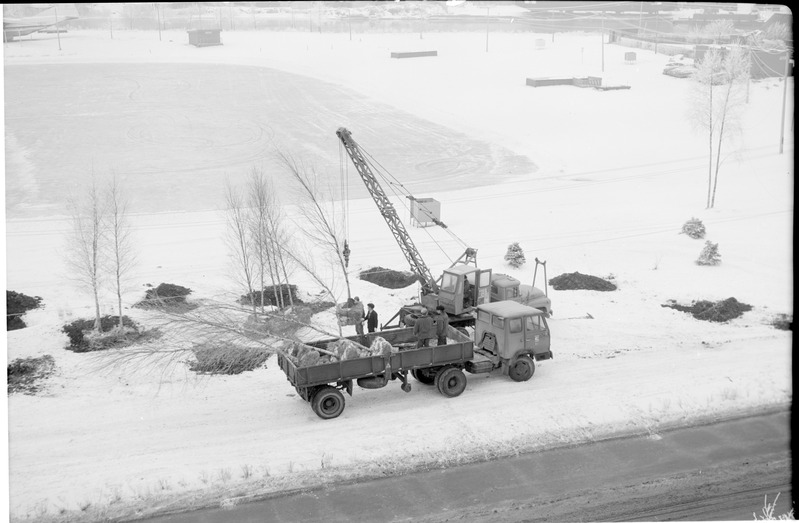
left=278, top=150, right=352, bottom=302
left=106, top=175, right=136, bottom=331
left=688, top=46, right=749, bottom=208
left=65, top=178, right=106, bottom=332
left=225, top=181, right=258, bottom=316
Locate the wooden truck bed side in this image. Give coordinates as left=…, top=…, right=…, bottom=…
left=278, top=325, right=473, bottom=389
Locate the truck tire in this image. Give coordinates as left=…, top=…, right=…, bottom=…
left=436, top=367, right=467, bottom=398
left=311, top=386, right=346, bottom=419
left=508, top=355, right=535, bottom=382
left=411, top=367, right=437, bottom=385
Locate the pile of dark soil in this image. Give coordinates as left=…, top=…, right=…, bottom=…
left=771, top=314, right=792, bottom=331
left=662, top=297, right=753, bottom=323
left=62, top=315, right=144, bottom=352
left=360, top=267, right=419, bottom=289
left=6, top=290, right=43, bottom=330
left=134, top=283, right=193, bottom=309
left=549, top=272, right=617, bottom=291
left=239, top=285, right=302, bottom=308
left=8, top=355, right=55, bottom=395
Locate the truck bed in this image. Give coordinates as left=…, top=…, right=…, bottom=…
left=278, top=326, right=473, bottom=389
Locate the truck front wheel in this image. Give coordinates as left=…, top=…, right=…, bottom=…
left=311, top=386, right=346, bottom=419
left=436, top=367, right=467, bottom=398
left=509, top=355, right=535, bottom=382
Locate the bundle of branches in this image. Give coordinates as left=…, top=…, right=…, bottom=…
left=189, top=342, right=269, bottom=375
left=662, top=297, right=752, bottom=322
left=549, top=272, right=617, bottom=291
left=7, top=355, right=55, bottom=395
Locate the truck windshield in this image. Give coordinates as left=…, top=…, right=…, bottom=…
left=441, top=272, right=458, bottom=293
left=526, top=316, right=542, bottom=331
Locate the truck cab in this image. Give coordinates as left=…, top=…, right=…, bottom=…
left=490, top=273, right=552, bottom=316
left=474, top=301, right=552, bottom=366
left=438, top=264, right=492, bottom=316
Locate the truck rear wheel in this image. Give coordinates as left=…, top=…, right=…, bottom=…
left=435, top=367, right=467, bottom=398
left=509, top=355, right=535, bottom=382
left=311, top=386, right=345, bottom=419
left=412, top=367, right=437, bottom=385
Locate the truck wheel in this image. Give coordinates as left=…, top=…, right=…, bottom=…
left=509, top=355, right=535, bottom=382
left=412, top=367, right=436, bottom=385
left=311, top=386, right=345, bottom=419
left=436, top=367, right=467, bottom=398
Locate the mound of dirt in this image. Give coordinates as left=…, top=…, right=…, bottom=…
left=549, top=272, right=617, bottom=291
left=359, top=267, right=419, bottom=289
left=662, top=297, right=753, bottom=323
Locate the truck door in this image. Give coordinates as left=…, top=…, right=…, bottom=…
left=477, top=270, right=491, bottom=305
left=524, top=315, right=550, bottom=356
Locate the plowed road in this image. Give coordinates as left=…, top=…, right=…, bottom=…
left=143, top=409, right=792, bottom=522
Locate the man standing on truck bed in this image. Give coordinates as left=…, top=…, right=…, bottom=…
left=435, top=305, right=449, bottom=346
left=413, top=308, right=435, bottom=348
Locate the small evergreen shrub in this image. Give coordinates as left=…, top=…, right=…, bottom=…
left=189, top=342, right=269, bottom=374
left=6, top=290, right=43, bottom=331
left=62, top=315, right=139, bottom=352
left=504, top=242, right=526, bottom=268
left=8, top=355, right=55, bottom=394
left=681, top=217, right=706, bottom=239
left=696, top=241, right=721, bottom=265
left=135, top=283, right=193, bottom=309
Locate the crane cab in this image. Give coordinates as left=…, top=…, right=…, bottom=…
left=490, top=273, right=552, bottom=316
left=438, top=265, right=492, bottom=316
left=474, top=301, right=552, bottom=362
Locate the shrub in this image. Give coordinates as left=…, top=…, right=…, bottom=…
left=239, top=285, right=301, bottom=308
left=189, top=342, right=270, bottom=374
left=6, top=290, right=43, bottom=331
left=8, top=355, right=55, bottom=394
left=696, top=241, right=721, bottom=265
left=62, top=315, right=139, bottom=352
left=135, top=283, right=192, bottom=309
left=359, top=267, right=419, bottom=289
left=680, top=217, right=706, bottom=239
left=504, top=242, right=526, bottom=268
left=771, top=314, right=792, bottom=331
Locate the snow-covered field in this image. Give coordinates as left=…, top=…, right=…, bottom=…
left=3, top=26, right=793, bottom=521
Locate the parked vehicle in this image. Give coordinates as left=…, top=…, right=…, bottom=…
left=278, top=301, right=552, bottom=419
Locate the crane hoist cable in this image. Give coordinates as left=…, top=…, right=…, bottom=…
left=357, top=143, right=473, bottom=257
left=339, top=140, right=351, bottom=268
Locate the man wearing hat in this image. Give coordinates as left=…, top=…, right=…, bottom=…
left=434, top=305, right=449, bottom=346
left=364, top=303, right=378, bottom=333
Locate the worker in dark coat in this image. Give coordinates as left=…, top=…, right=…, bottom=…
left=434, top=305, right=449, bottom=346
left=365, top=303, right=378, bottom=333
left=413, top=308, right=435, bottom=348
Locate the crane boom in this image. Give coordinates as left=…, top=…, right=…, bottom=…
left=336, top=127, right=439, bottom=295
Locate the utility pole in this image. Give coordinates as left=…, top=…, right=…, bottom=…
left=601, top=12, right=605, bottom=72
left=485, top=7, right=489, bottom=53
left=779, top=49, right=791, bottom=154
left=54, top=4, right=61, bottom=50
left=155, top=3, right=162, bottom=41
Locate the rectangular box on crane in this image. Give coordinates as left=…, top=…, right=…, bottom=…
left=409, top=197, right=441, bottom=228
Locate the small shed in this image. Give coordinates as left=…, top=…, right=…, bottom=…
left=187, top=28, right=222, bottom=47
left=409, top=197, right=441, bottom=228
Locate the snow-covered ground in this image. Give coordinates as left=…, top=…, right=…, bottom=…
left=3, top=26, right=793, bottom=521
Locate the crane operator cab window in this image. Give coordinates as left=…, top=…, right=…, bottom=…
left=440, top=272, right=459, bottom=293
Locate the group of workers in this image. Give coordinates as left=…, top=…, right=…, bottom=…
left=412, top=305, right=449, bottom=348
left=351, top=297, right=378, bottom=337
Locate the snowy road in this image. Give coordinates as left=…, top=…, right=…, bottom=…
left=141, top=409, right=792, bottom=522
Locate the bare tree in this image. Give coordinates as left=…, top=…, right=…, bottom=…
left=225, top=181, right=258, bottom=316
left=65, top=177, right=107, bottom=332
left=278, top=150, right=352, bottom=302
left=247, top=167, right=282, bottom=311
left=106, top=174, right=136, bottom=331
left=688, top=46, right=749, bottom=208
